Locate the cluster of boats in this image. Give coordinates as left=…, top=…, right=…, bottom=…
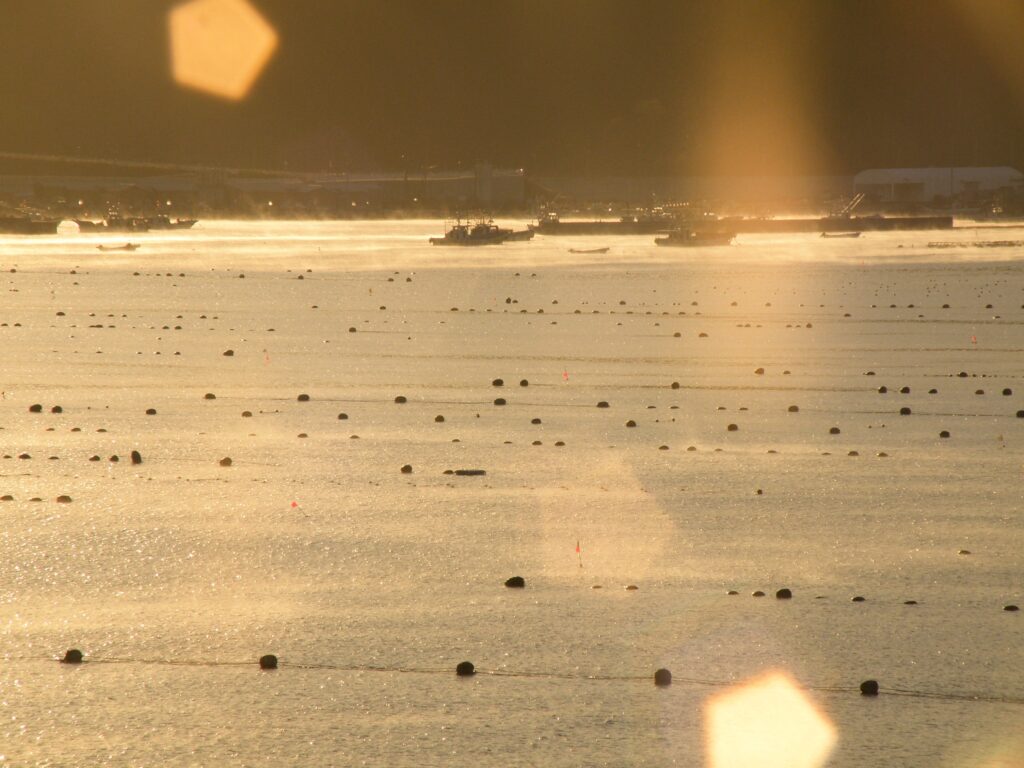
left=74, top=215, right=197, bottom=233
left=0, top=213, right=198, bottom=235
left=431, top=212, right=738, bottom=248
left=429, top=219, right=534, bottom=246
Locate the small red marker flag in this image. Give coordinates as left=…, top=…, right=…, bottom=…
left=290, top=501, right=298, bottom=508
left=971, top=335, right=977, bottom=344
left=563, top=370, right=570, bottom=382
left=575, top=540, right=580, bottom=554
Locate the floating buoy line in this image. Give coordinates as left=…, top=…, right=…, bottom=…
left=0, top=652, right=1007, bottom=704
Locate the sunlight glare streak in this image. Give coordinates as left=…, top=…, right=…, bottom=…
left=948, top=0, right=1024, bottom=116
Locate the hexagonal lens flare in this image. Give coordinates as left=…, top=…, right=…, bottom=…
left=169, top=0, right=278, bottom=100
left=705, top=671, right=837, bottom=768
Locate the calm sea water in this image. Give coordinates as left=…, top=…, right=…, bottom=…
left=0, top=220, right=1021, bottom=766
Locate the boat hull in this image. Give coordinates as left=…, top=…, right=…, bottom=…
left=531, top=220, right=673, bottom=235
left=0, top=217, right=60, bottom=235
left=655, top=231, right=735, bottom=247
left=429, top=237, right=506, bottom=246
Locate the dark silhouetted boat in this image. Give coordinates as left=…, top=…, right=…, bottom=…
left=75, top=215, right=150, bottom=233
left=96, top=243, right=140, bottom=252
left=146, top=216, right=198, bottom=230
left=568, top=247, right=610, bottom=254
left=500, top=228, right=535, bottom=241
left=820, top=231, right=861, bottom=238
left=0, top=216, right=60, bottom=234
left=655, top=230, right=735, bottom=247
left=430, top=219, right=508, bottom=246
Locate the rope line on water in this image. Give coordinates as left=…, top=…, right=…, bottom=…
left=20, top=653, right=1024, bottom=705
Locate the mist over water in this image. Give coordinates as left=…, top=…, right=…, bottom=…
left=0, top=221, right=1021, bottom=766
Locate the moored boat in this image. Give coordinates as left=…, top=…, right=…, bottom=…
left=0, top=216, right=60, bottom=235
left=430, top=219, right=508, bottom=246
left=500, top=228, right=535, bottom=241
left=75, top=215, right=150, bottom=233
left=820, top=231, right=862, bottom=238
left=97, top=243, right=140, bottom=252
left=146, top=216, right=198, bottom=230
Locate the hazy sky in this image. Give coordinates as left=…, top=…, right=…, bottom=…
left=3, top=0, right=1023, bottom=175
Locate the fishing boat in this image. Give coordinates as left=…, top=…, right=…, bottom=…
left=75, top=215, right=150, bottom=233
left=96, top=243, right=140, bottom=252
left=146, top=216, right=198, bottom=230
left=501, top=228, right=535, bottom=241
left=654, top=230, right=735, bottom=247
left=820, top=231, right=861, bottom=238
left=429, top=219, right=508, bottom=246
left=568, top=247, right=610, bottom=254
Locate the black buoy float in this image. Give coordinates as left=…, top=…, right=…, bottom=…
left=899, top=407, right=911, bottom=415
left=492, top=378, right=504, bottom=387
left=28, top=404, right=42, bottom=413
left=131, top=450, right=142, bottom=465
left=1005, top=605, right=1020, bottom=612
left=400, top=464, right=413, bottom=474
left=519, top=379, right=529, bottom=387
left=776, top=588, right=792, bottom=599
left=597, top=401, right=609, bottom=408
left=61, top=649, right=83, bottom=664
left=860, top=680, right=879, bottom=696
left=259, top=654, right=278, bottom=670
left=504, top=576, right=526, bottom=588
left=654, top=668, right=672, bottom=687
left=297, top=394, right=310, bottom=402
left=456, top=661, right=476, bottom=677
